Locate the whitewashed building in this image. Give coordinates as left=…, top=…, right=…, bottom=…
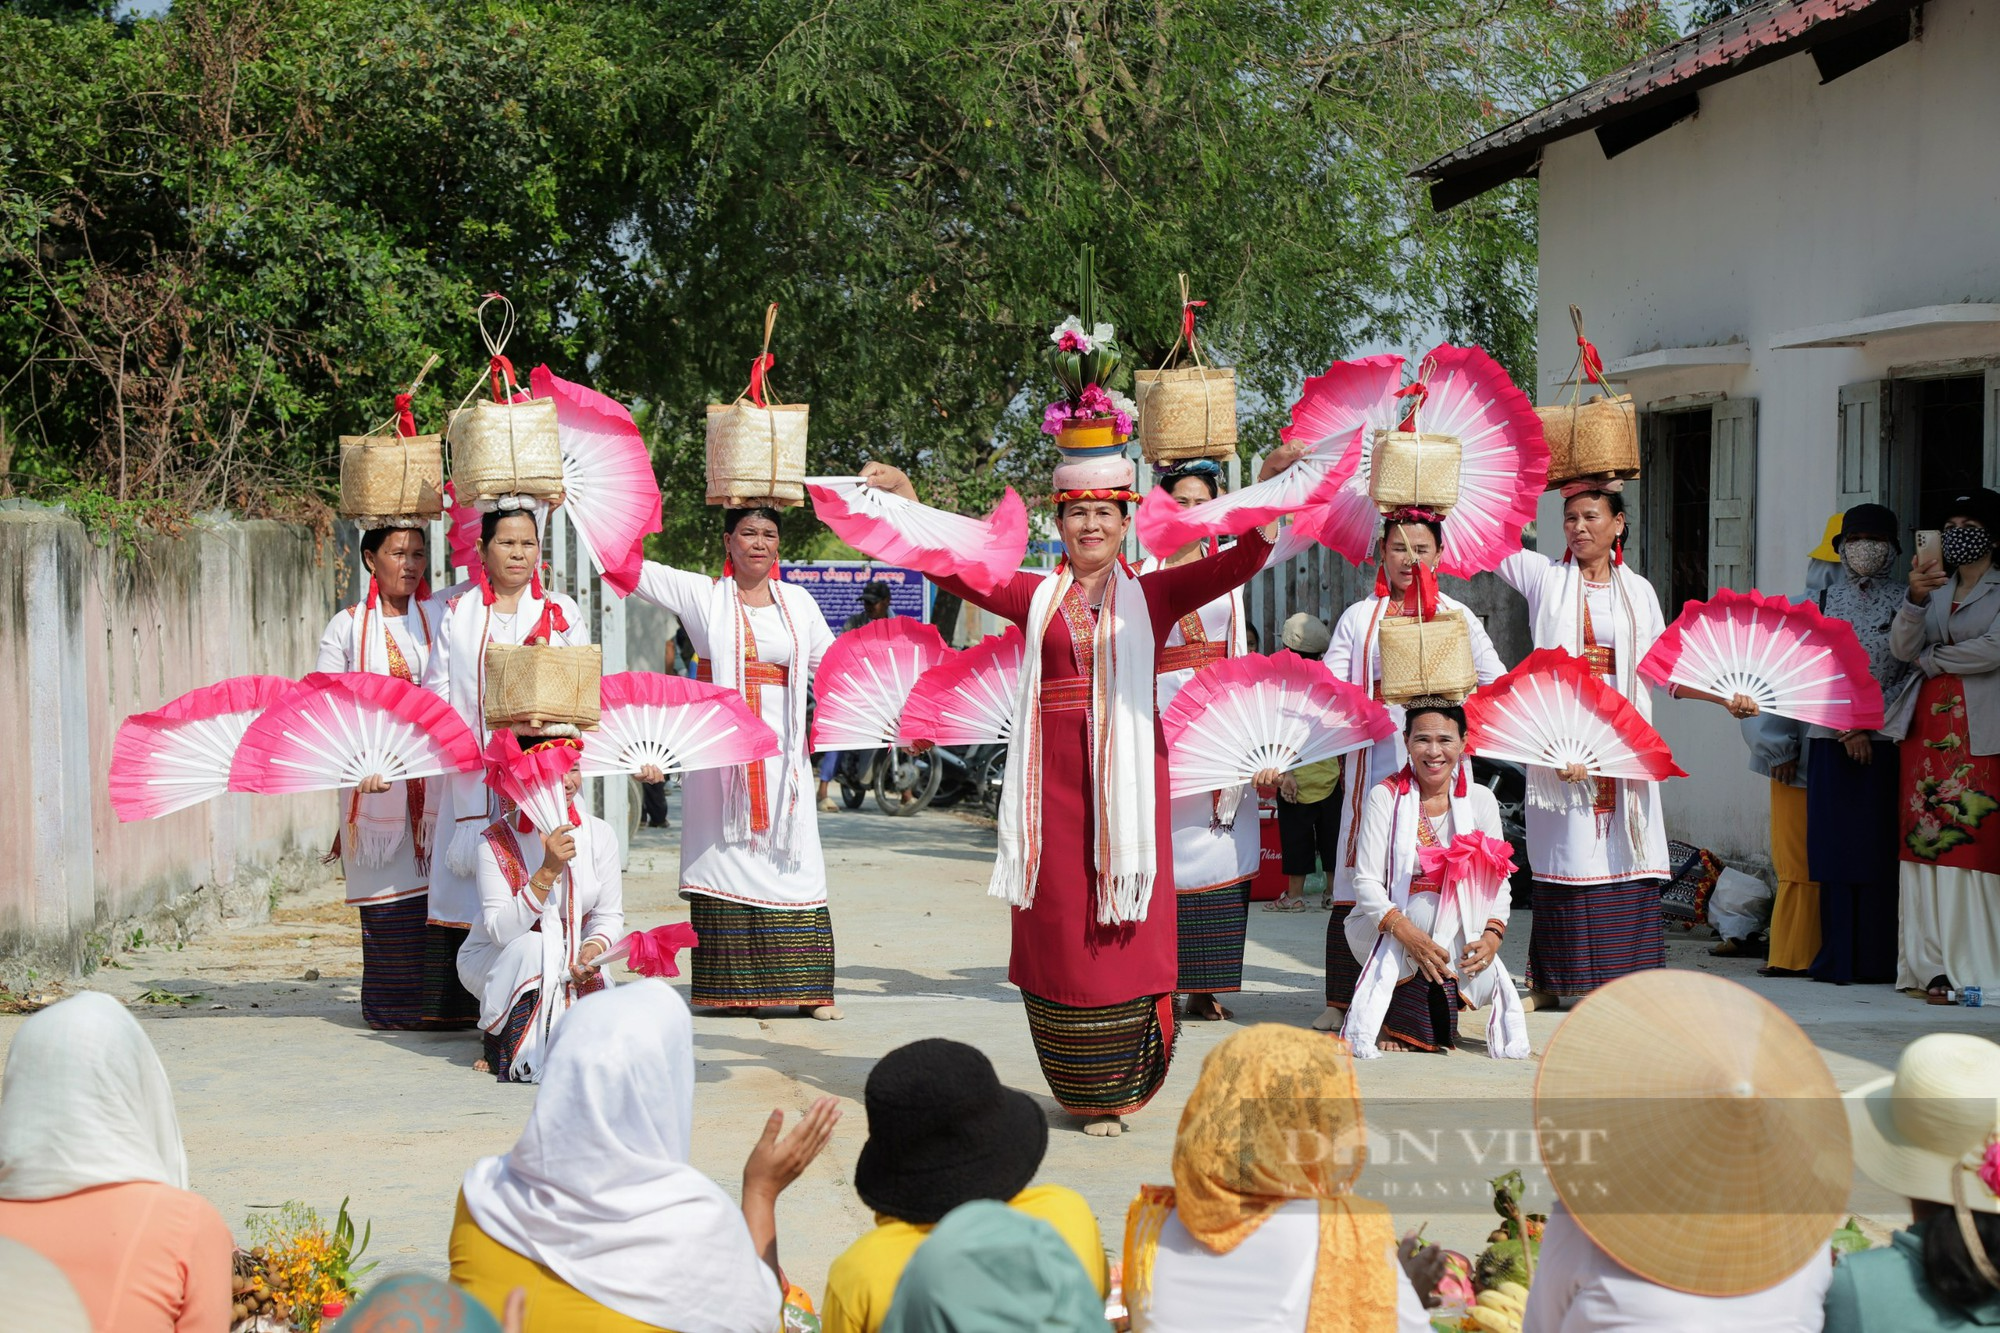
left=1418, top=0, right=2000, bottom=868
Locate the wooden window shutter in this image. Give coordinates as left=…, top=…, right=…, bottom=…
left=1631, top=412, right=1671, bottom=608
left=1838, top=380, right=1891, bottom=509
left=1708, top=398, right=1757, bottom=593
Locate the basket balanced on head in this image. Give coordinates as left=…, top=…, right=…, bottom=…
left=1369, top=361, right=1462, bottom=513
left=484, top=643, right=602, bottom=733
left=1537, top=305, right=1639, bottom=489
left=707, top=302, right=809, bottom=508
left=1376, top=564, right=1478, bottom=705
left=1134, top=272, right=1237, bottom=464
left=340, top=355, right=444, bottom=528
left=449, top=295, right=564, bottom=506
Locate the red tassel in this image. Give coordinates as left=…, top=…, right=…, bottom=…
left=1182, top=299, right=1206, bottom=349
left=417, top=577, right=432, bottom=601
left=1412, top=564, right=1441, bottom=621
left=1454, top=763, right=1469, bottom=798
left=365, top=575, right=380, bottom=610
left=394, top=392, right=418, bottom=438
left=1578, top=335, right=1607, bottom=388
left=722, top=556, right=735, bottom=579
left=1393, top=380, right=1428, bottom=432
left=479, top=560, right=497, bottom=606
left=747, top=353, right=776, bottom=409
left=488, top=354, right=517, bottom=404
left=1372, top=563, right=1391, bottom=600
left=1613, top=544, right=1624, bottom=567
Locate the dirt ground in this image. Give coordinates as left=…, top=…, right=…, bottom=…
left=5, top=793, right=1998, bottom=1304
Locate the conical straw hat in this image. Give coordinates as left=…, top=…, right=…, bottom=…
left=1533, top=970, right=1851, bottom=1296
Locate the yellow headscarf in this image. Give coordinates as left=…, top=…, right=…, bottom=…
left=1124, top=1026, right=1397, bottom=1332
left=1808, top=512, right=1844, bottom=563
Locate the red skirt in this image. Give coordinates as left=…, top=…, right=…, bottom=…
left=1901, top=674, right=2000, bottom=873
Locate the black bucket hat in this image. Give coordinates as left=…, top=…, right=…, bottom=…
left=853, top=1038, right=1048, bottom=1223
left=1836, top=503, right=1901, bottom=554
left=1941, top=489, right=2000, bottom=535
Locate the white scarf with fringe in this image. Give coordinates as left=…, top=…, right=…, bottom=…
left=991, top=562, right=1158, bottom=924
left=1528, top=558, right=1654, bottom=863
left=705, top=576, right=813, bottom=873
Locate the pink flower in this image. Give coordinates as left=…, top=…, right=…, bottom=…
left=1911, top=794, right=1928, bottom=813
left=1918, top=814, right=1944, bottom=839
left=1040, top=400, right=1074, bottom=437
left=1057, top=329, right=1088, bottom=353
left=1077, top=382, right=1114, bottom=413
left=1980, top=1140, right=2000, bottom=1197
left=1939, top=779, right=1967, bottom=802
left=1113, top=409, right=1134, bottom=436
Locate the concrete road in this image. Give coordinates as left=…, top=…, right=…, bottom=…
left=5, top=795, right=1998, bottom=1303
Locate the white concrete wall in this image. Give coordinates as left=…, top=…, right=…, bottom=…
left=1533, top=0, right=2000, bottom=864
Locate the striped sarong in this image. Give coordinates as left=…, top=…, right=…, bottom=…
left=421, top=924, right=480, bottom=1030
left=1324, top=903, right=1362, bottom=1009
left=1175, top=881, right=1250, bottom=994
left=1021, top=990, right=1175, bottom=1117
left=1526, top=877, right=1665, bottom=995
left=483, top=972, right=606, bottom=1080
left=686, top=895, right=835, bottom=1009
left=357, top=895, right=428, bottom=1031
left=1376, top=975, right=1463, bottom=1053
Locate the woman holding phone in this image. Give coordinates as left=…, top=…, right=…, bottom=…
left=1890, top=489, right=2000, bottom=1001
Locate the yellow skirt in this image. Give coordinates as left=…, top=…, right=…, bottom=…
left=449, top=1193, right=673, bottom=1333
left=1767, top=779, right=1821, bottom=971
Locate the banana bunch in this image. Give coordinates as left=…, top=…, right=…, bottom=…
left=1468, top=1280, right=1530, bottom=1332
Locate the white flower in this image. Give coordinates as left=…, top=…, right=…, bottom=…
left=1049, top=316, right=1093, bottom=353
left=1107, top=389, right=1139, bottom=420
left=1092, top=322, right=1115, bottom=345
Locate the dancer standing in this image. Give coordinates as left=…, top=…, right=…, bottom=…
left=635, top=507, right=841, bottom=1019
left=1139, top=459, right=1260, bottom=1023
left=856, top=441, right=1307, bottom=1134
left=1315, top=509, right=1503, bottom=1029
left=1495, top=486, right=1669, bottom=1009
left=422, top=508, right=589, bottom=1029
left=315, top=526, right=444, bottom=1029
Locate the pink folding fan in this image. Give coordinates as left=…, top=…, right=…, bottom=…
left=898, top=628, right=1027, bottom=746
left=1135, top=426, right=1363, bottom=557
left=228, top=672, right=482, bottom=794
left=578, top=672, right=779, bottom=778
left=1159, top=652, right=1395, bottom=798
left=596, top=921, right=700, bottom=978
left=483, top=730, right=581, bottom=834
left=1288, top=346, right=1547, bottom=577
left=812, top=618, right=953, bottom=749
left=1464, top=649, right=1685, bottom=783
left=110, top=675, right=298, bottom=821
left=1639, top=587, right=1886, bottom=731
left=530, top=365, right=662, bottom=596
left=805, top=477, right=1028, bottom=596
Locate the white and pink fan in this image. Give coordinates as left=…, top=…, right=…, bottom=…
left=1159, top=652, right=1396, bottom=798
left=530, top=365, right=662, bottom=596
left=1288, top=346, right=1547, bottom=577
left=579, top=672, right=779, bottom=778
left=483, top=730, right=581, bottom=834
left=110, top=675, right=299, bottom=821
left=228, top=672, right=483, bottom=794
left=1639, top=588, right=1886, bottom=731
left=898, top=628, right=1026, bottom=746
left=1135, top=425, right=1362, bottom=557
left=812, top=618, right=953, bottom=749
left=596, top=921, right=700, bottom=978
left=806, top=477, right=1027, bottom=596
left=1464, top=649, right=1686, bottom=782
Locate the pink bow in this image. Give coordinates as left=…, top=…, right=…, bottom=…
left=1416, top=829, right=1517, bottom=917
left=625, top=922, right=700, bottom=978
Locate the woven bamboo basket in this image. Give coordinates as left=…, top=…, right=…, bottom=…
left=1538, top=394, right=1640, bottom=487
left=339, top=433, right=443, bottom=525
left=484, top=643, right=602, bottom=731
left=706, top=401, right=809, bottom=507
left=1135, top=367, right=1237, bottom=463
left=1370, top=430, right=1463, bottom=511
left=449, top=397, right=564, bottom=504
left=1377, top=609, right=1477, bottom=705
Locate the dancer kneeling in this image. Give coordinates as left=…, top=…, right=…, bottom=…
left=1339, top=703, right=1529, bottom=1059
left=458, top=732, right=623, bottom=1082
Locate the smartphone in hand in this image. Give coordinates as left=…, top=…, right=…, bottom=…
left=1915, top=528, right=1943, bottom=570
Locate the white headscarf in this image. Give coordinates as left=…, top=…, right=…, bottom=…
left=991, top=561, right=1159, bottom=924
left=0, top=991, right=189, bottom=1200
left=460, top=981, right=782, bottom=1333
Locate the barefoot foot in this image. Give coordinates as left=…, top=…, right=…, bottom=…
left=472, top=1058, right=492, bottom=1074
left=1522, top=989, right=1560, bottom=1013
left=805, top=1004, right=844, bottom=1021
left=1082, top=1116, right=1124, bottom=1137
left=1310, top=1005, right=1346, bottom=1032
left=1185, top=993, right=1232, bottom=1022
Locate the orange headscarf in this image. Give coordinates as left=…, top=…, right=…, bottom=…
left=1124, top=1026, right=1398, bottom=1332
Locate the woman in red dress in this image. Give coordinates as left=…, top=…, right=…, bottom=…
left=859, top=442, right=1307, bottom=1135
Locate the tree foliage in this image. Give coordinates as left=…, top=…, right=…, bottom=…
left=0, top=0, right=1674, bottom=562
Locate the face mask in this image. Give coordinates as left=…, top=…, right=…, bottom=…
left=1941, top=525, right=1993, bottom=571
left=1840, top=538, right=1893, bottom=579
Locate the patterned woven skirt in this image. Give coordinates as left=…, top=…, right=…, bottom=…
left=1376, top=975, right=1464, bottom=1053
left=1324, top=903, right=1362, bottom=1009
left=1021, top=990, right=1176, bottom=1117
left=357, top=895, right=428, bottom=1031
left=1526, top=878, right=1665, bottom=995
left=421, top=924, right=480, bottom=1030
left=686, top=895, right=836, bottom=1009
left=482, top=973, right=607, bottom=1082
left=1176, top=881, right=1250, bottom=994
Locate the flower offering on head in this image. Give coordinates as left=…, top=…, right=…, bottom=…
left=1041, top=243, right=1129, bottom=444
